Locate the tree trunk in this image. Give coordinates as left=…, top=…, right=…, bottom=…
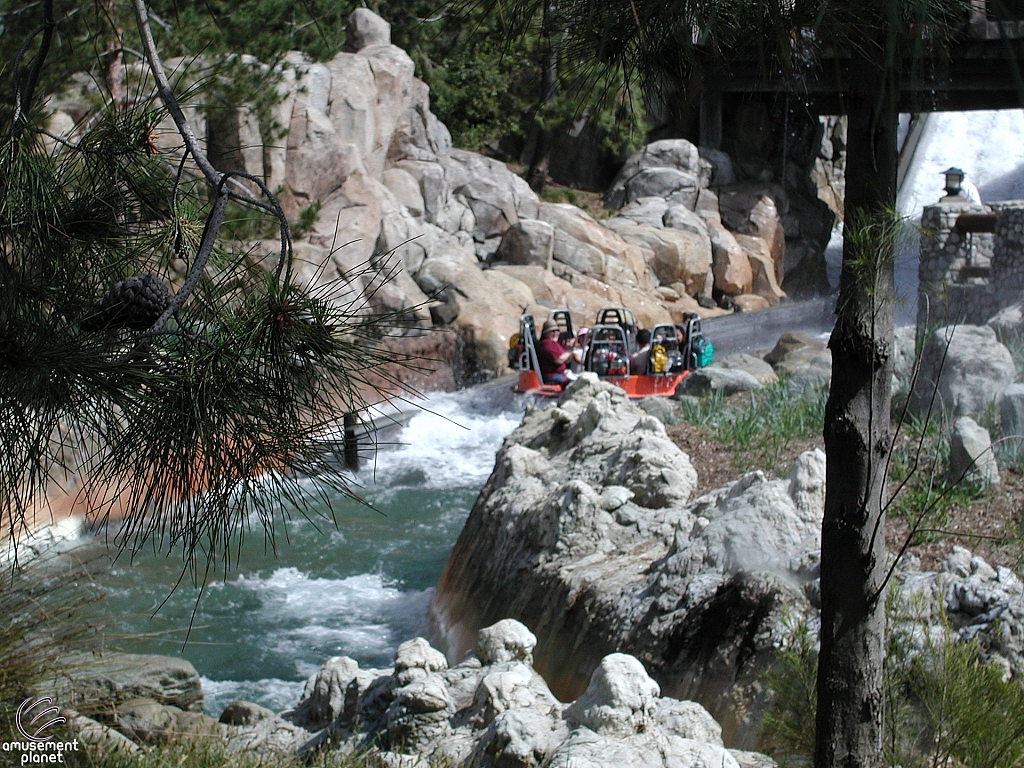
left=813, top=31, right=897, bottom=768
left=527, top=0, right=559, bottom=191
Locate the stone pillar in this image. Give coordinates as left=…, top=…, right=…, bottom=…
left=917, top=198, right=990, bottom=330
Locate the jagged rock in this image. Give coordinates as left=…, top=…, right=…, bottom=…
left=897, top=546, right=1024, bottom=677
left=718, top=184, right=787, bottom=275
left=735, top=234, right=785, bottom=306
left=946, top=416, right=999, bottom=488
left=428, top=377, right=823, bottom=747
left=285, top=618, right=768, bottom=767
left=564, top=654, right=660, bottom=737
left=476, top=620, right=538, bottom=665
left=908, top=325, right=1016, bottom=420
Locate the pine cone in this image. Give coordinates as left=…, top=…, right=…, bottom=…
left=80, top=272, right=172, bottom=332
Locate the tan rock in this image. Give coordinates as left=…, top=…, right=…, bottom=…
left=706, top=220, right=752, bottom=295
left=611, top=225, right=711, bottom=296
left=383, top=167, right=425, bottom=217
left=735, top=234, right=786, bottom=307
left=416, top=245, right=522, bottom=373
left=719, top=184, right=788, bottom=283
left=733, top=294, right=771, bottom=312
left=617, top=286, right=673, bottom=328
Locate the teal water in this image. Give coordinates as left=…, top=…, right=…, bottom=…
left=67, top=389, right=524, bottom=715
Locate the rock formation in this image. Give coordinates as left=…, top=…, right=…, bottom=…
left=427, top=373, right=1024, bottom=750
left=43, top=9, right=832, bottom=381
left=428, top=375, right=824, bottom=747
left=58, top=621, right=777, bottom=768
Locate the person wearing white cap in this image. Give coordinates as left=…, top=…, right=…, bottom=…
left=537, top=318, right=577, bottom=388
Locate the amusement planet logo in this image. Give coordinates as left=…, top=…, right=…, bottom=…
left=2, top=697, right=79, bottom=764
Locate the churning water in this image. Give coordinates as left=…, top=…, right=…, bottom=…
left=67, top=387, right=524, bottom=716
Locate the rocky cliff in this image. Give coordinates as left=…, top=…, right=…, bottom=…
left=45, top=9, right=833, bottom=380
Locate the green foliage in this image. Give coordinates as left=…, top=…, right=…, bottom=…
left=760, top=597, right=1024, bottom=767
left=677, top=380, right=827, bottom=474
left=886, top=414, right=988, bottom=545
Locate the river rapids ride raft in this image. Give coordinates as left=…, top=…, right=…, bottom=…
left=510, top=307, right=713, bottom=399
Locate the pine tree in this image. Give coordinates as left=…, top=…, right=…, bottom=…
left=1, top=0, right=415, bottom=581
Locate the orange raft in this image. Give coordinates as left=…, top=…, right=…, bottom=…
left=511, top=308, right=709, bottom=400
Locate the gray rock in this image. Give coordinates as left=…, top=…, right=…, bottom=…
left=56, top=652, right=203, bottom=713
left=607, top=140, right=705, bottom=209
left=69, top=714, right=140, bottom=755
left=698, top=147, right=736, bottom=187
left=476, top=619, right=537, bottom=665
left=428, top=377, right=823, bottom=747
left=715, top=353, right=779, bottom=385
left=564, top=654, right=660, bottom=738
left=220, top=700, right=276, bottom=726
left=1000, top=383, right=1024, bottom=460
left=679, top=366, right=763, bottom=396
left=287, top=619, right=769, bottom=767
left=987, top=300, right=1024, bottom=343
left=494, top=220, right=555, bottom=268
left=624, top=168, right=700, bottom=209
left=225, top=716, right=315, bottom=755
left=946, top=416, right=999, bottom=488
left=636, top=395, right=677, bottom=423
left=616, top=197, right=669, bottom=228
left=786, top=349, right=832, bottom=390
left=764, top=331, right=826, bottom=373
left=349, top=8, right=391, bottom=49
left=908, top=325, right=1016, bottom=420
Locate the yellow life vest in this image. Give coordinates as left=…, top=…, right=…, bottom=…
left=651, top=343, right=668, bottom=373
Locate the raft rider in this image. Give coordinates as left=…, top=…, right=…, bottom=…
left=537, top=318, right=578, bottom=388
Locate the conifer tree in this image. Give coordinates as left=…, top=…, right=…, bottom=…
left=1, top=0, right=414, bottom=580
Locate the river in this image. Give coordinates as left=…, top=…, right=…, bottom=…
left=66, top=387, right=524, bottom=716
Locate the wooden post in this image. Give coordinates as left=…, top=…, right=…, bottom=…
left=343, top=412, right=360, bottom=471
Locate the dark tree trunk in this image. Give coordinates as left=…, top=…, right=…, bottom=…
left=813, top=27, right=898, bottom=768
left=527, top=0, right=559, bottom=191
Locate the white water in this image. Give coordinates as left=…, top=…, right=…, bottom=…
left=70, top=387, right=525, bottom=716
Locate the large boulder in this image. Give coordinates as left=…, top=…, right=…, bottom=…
left=606, top=140, right=709, bottom=209
left=907, top=325, right=1017, bottom=420
left=428, top=376, right=825, bottom=747
left=51, top=653, right=204, bottom=715
left=603, top=220, right=712, bottom=295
